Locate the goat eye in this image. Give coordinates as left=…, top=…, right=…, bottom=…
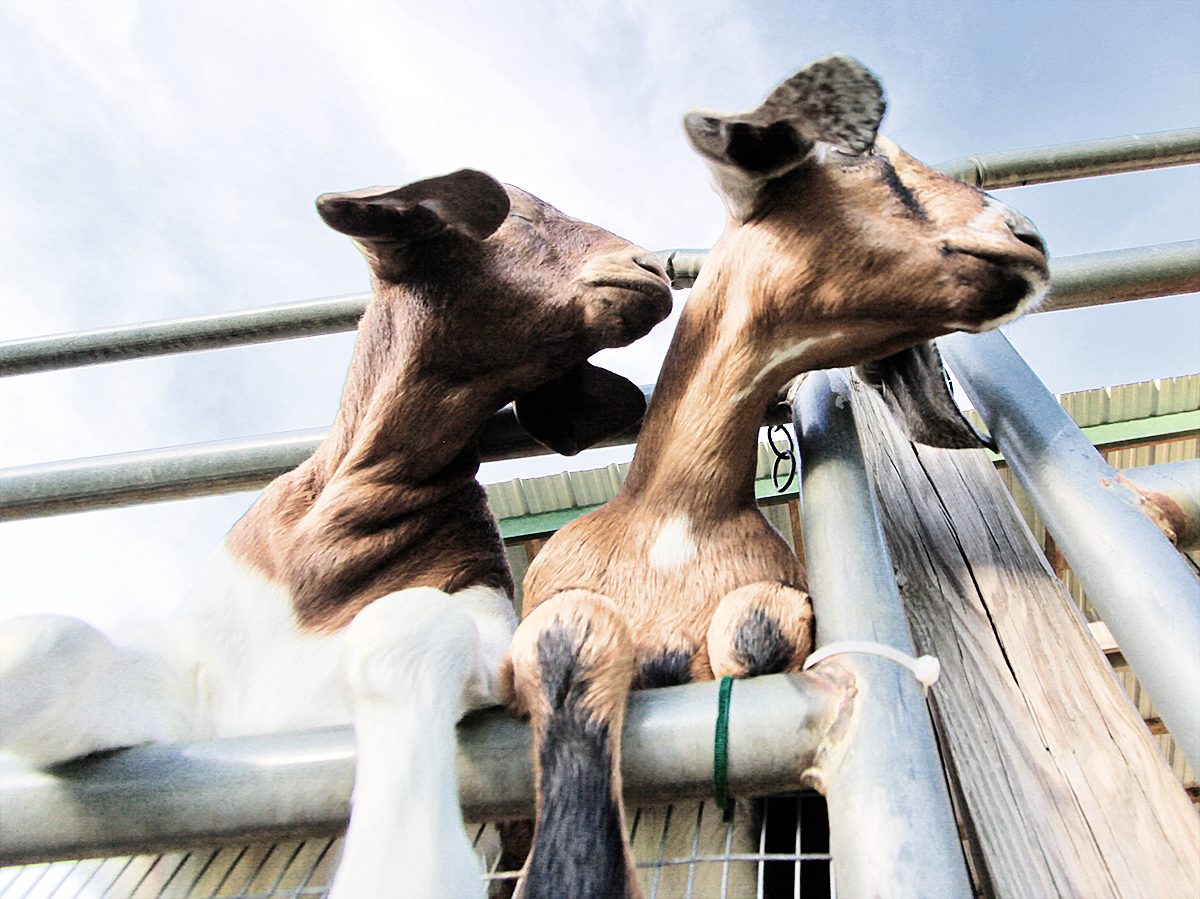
left=510, top=213, right=534, bottom=224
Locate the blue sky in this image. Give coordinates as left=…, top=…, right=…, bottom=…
left=1, top=0, right=1197, bottom=629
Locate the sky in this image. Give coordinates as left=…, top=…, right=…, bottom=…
left=1, top=0, right=1198, bottom=632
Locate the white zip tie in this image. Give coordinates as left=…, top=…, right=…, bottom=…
left=802, top=640, right=941, bottom=691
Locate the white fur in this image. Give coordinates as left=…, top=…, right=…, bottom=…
left=331, top=588, right=507, bottom=899
left=0, top=547, right=516, bottom=896
left=648, top=514, right=699, bottom=572
left=730, top=332, right=845, bottom=405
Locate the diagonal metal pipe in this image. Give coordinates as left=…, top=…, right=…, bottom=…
left=938, top=329, right=1200, bottom=770
left=792, top=369, right=972, bottom=899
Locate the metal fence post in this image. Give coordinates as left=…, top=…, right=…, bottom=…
left=793, top=369, right=972, bottom=899
left=938, top=329, right=1200, bottom=770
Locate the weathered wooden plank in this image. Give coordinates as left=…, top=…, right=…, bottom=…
left=846, top=376, right=1200, bottom=899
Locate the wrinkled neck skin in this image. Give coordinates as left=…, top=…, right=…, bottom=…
left=226, top=287, right=514, bottom=621
left=622, top=226, right=830, bottom=520
left=317, top=287, right=507, bottom=485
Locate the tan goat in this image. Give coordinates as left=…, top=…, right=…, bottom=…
left=0, top=169, right=672, bottom=898
left=501, top=55, right=1049, bottom=899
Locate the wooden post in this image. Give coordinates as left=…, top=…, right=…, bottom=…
left=845, top=375, right=1199, bottom=899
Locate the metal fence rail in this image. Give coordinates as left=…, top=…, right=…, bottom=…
left=0, top=295, right=370, bottom=379
left=2, top=242, right=1196, bottom=522
left=939, top=330, right=1200, bottom=770
left=0, top=672, right=836, bottom=866
left=2, top=130, right=1195, bottom=378
left=793, top=369, right=972, bottom=899
left=935, top=127, right=1200, bottom=189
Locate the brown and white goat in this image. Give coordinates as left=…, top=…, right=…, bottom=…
left=501, top=55, right=1049, bottom=899
left=0, top=169, right=672, bottom=899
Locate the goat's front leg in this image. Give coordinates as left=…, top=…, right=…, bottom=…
left=706, top=581, right=814, bottom=678
left=332, top=586, right=509, bottom=899
left=0, top=615, right=193, bottom=767
left=501, top=591, right=641, bottom=899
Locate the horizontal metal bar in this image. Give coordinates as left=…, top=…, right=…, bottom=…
left=935, top=128, right=1200, bottom=189
left=664, top=239, right=1198, bottom=305
left=1, top=242, right=1191, bottom=522
left=0, top=295, right=370, bottom=378
left=0, top=387, right=785, bottom=522
left=793, top=369, right=972, bottom=899
left=0, top=671, right=839, bottom=865
left=1041, top=240, right=1199, bottom=312
left=0, top=429, right=329, bottom=520
left=5, top=127, right=1197, bottom=374
left=938, top=329, right=1200, bottom=772
left=0, top=248, right=683, bottom=377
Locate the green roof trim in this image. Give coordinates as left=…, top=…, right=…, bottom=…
left=498, top=502, right=607, bottom=541
left=1081, top=408, right=1199, bottom=448
left=987, top=408, right=1200, bottom=462
left=498, top=409, right=1198, bottom=544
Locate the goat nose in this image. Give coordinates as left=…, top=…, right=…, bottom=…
left=633, top=252, right=669, bottom=281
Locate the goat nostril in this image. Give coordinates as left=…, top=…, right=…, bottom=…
left=634, top=252, right=669, bottom=281
left=1008, top=218, right=1047, bottom=256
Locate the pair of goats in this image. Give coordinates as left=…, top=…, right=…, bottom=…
left=0, top=56, right=1047, bottom=898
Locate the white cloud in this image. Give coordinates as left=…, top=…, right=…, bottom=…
left=1, top=0, right=1196, bottom=634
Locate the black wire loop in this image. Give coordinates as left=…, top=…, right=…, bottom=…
left=767, top=424, right=797, bottom=493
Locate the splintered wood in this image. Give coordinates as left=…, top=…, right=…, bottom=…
left=845, top=375, right=1199, bottom=899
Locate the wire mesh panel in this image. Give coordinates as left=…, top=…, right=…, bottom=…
left=0, top=795, right=833, bottom=899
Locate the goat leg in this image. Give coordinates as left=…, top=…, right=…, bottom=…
left=706, top=581, right=814, bottom=679
left=0, top=614, right=193, bottom=767
left=333, top=588, right=493, bottom=899
left=501, top=591, right=642, bottom=899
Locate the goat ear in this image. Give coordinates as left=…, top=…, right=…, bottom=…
left=684, top=114, right=813, bottom=179
left=514, top=363, right=647, bottom=457
left=316, top=169, right=510, bottom=243
left=854, top=342, right=996, bottom=450
left=685, top=55, right=885, bottom=218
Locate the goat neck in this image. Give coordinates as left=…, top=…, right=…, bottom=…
left=315, top=284, right=506, bottom=486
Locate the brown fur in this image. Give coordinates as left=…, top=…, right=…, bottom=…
left=227, top=174, right=672, bottom=631
left=504, top=56, right=1048, bottom=898
left=500, top=592, right=640, bottom=897
left=521, top=131, right=1048, bottom=676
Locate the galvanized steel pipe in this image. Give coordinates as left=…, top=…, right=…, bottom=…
left=640, top=241, right=1200, bottom=305
left=1041, top=240, right=1199, bottom=312
left=0, top=295, right=370, bottom=377
left=938, top=329, right=1200, bottom=770
left=935, top=128, right=1200, bottom=188
left=793, top=369, right=972, bottom=899
left=0, top=429, right=329, bottom=520
left=0, top=671, right=840, bottom=865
